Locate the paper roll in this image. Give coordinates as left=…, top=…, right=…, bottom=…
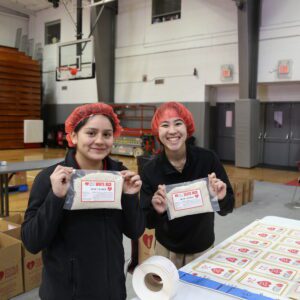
left=132, top=255, right=179, bottom=300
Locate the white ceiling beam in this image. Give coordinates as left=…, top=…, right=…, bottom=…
left=0, top=0, right=36, bottom=16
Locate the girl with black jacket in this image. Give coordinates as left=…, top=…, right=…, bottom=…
left=140, top=102, right=234, bottom=269
left=21, top=103, right=145, bottom=300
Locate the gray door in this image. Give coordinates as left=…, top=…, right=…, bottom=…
left=216, top=103, right=235, bottom=162
left=263, top=103, right=290, bottom=166
left=258, top=103, right=265, bottom=164
left=289, top=103, right=300, bottom=167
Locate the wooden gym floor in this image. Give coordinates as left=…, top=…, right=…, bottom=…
left=0, top=147, right=298, bottom=215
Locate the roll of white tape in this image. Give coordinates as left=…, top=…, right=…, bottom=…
left=132, top=256, right=179, bottom=300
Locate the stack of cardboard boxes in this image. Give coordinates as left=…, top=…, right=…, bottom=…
left=0, top=214, right=42, bottom=299
left=230, top=178, right=255, bottom=208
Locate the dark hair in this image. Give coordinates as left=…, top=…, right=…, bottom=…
left=74, top=115, right=116, bottom=133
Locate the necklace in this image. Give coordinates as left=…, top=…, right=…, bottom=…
left=169, top=157, right=186, bottom=172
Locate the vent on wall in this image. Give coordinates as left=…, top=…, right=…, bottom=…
left=24, top=120, right=44, bottom=143
left=155, top=79, right=164, bottom=84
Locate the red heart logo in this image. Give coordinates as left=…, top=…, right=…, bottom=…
left=27, top=261, right=35, bottom=270
left=143, top=234, right=153, bottom=249
left=212, top=268, right=224, bottom=274
left=258, top=280, right=271, bottom=288
left=226, top=257, right=237, bottom=263
left=0, top=271, right=4, bottom=281
left=270, top=268, right=281, bottom=274
left=288, top=249, right=298, bottom=254
left=107, top=187, right=112, bottom=191
left=239, top=248, right=249, bottom=253
left=280, top=258, right=291, bottom=263
left=259, top=233, right=267, bottom=237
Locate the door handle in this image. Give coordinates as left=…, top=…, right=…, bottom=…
left=263, top=132, right=267, bottom=139
left=286, top=133, right=289, bottom=140
left=290, top=131, right=293, bottom=139
left=258, top=133, right=262, bottom=139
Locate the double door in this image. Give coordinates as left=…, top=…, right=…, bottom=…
left=260, top=103, right=300, bottom=167
left=215, top=102, right=300, bottom=168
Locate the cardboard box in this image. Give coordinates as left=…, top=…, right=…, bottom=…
left=138, top=228, right=155, bottom=264
left=233, top=181, right=244, bottom=208
left=0, top=220, right=20, bottom=234
left=248, top=179, right=254, bottom=202
left=5, top=227, right=43, bottom=292
left=0, top=232, right=23, bottom=299
left=1, top=213, right=24, bottom=225
left=9, top=172, right=27, bottom=186
left=242, top=180, right=250, bottom=205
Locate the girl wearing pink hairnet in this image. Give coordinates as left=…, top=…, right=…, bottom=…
left=140, top=101, right=234, bottom=269
left=21, top=103, right=145, bottom=300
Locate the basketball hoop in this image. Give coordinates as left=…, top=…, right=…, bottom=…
left=56, top=66, right=78, bottom=81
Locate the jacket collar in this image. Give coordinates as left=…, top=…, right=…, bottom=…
left=159, top=144, right=192, bottom=175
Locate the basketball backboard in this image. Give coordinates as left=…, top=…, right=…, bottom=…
left=56, top=37, right=95, bottom=81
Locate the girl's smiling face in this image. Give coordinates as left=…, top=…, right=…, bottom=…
left=71, top=114, right=114, bottom=164
left=158, top=117, right=188, bottom=152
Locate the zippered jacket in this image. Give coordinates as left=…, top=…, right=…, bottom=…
left=21, top=149, right=145, bottom=300
left=140, top=145, right=234, bottom=254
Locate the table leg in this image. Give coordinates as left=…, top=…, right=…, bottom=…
left=4, top=174, right=9, bottom=216
left=0, top=175, right=3, bottom=216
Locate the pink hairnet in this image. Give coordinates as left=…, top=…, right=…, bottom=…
left=65, top=103, right=122, bottom=147
left=151, top=102, right=195, bottom=138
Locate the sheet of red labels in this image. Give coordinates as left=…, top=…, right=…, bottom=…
left=180, top=217, right=300, bottom=300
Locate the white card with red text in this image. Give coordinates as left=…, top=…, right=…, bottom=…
left=180, top=218, right=300, bottom=299
left=237, top=272, right=288, bottom=296
left=272, top=244, right=300, bottom=257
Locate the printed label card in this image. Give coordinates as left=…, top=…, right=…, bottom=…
left=251, top=262, right=297, bottom=280
left=254, top=223, right=287, bottom=234
left=289, top=229, right=300, bottom=238
left=245, top=230, right=280, bottom=241
left=273, top=244, right=300, bottom=258
left=192, top=261, right=239, bottom=281
left=234, top=236, right=272, bottom=248
left=208, top=251, right=252, bottom=267
left=171, top=189, right=203, bottom=210
left=238, top=272, right=288, bottom=296
left=280, top=237, right=300, bottom=248
left=81, top=180, right=115, bottom=202
left=223, top=243, right=262, bottom=258
left=286, top=281, right=300, bottom=299
left=263, top=252, right=300, bottom=269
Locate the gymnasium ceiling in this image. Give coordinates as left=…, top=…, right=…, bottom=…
left=0, top=0, right=52, bottom=15
left=0, top=1, right=114, bottom=16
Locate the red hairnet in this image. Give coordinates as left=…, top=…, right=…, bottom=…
left=65, top=103, right=122, bottom=147
left=151, top=102, right=195, bottom=138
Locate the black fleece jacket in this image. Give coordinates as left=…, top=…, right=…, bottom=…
left=140, top=145, right=234, bottom=254
left=21, top=149, right=145, bottom=300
